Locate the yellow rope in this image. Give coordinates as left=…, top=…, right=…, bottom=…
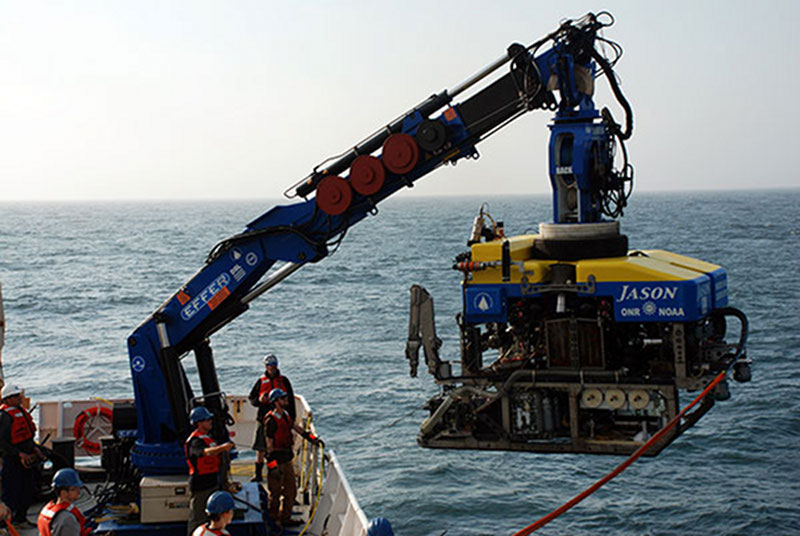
left=298, top=443, right=325, bottom=536
left=92, top=396, right=115, bottom=407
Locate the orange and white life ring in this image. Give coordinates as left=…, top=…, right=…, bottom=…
left=73, top=406, right=113, bottom=455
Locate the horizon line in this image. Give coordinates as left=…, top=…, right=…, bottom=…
left=1, top=185, right=797, bottom=203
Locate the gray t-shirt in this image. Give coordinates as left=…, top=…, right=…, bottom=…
left=50, top=510, right=81, bottom=536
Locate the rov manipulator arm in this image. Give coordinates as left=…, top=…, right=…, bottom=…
left=125, top=12, right=631, bottom=474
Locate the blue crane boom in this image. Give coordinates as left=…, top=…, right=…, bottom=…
left=123, top=12, right=745, bottom=473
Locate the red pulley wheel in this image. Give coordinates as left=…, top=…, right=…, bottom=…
left=382, top=133, right=420, bottom=175
left=349, top=155, right=386, bottom=196
left=316, top=176, right=352, bottom=216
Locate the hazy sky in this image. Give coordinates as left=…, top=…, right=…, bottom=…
left=1, top=0, right=798, bottom=200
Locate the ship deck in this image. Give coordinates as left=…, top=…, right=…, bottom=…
left=4, top=395, right=368, bottom=536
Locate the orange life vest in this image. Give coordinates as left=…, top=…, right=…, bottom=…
left=258, top=374, right=289, bottom=399
left=184, top=430, right=221, bottom=476
left=192, top=524, right=231, bottom=536
left=266, top=410, right=294, bottom=451
left=37, top=500, right=91, bottom=536
left=0, top=403, right=36, bottom=445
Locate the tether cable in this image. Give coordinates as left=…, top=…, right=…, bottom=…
left=512, top=370, right=728, bottom=536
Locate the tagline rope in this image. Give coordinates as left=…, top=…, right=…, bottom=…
left=512, top=370, right=727, bottom=535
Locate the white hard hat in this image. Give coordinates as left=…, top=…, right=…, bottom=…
left=1, top=384, right=22, bottom=399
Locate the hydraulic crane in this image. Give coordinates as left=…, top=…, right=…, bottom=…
left=117, top=12, right=748, bottom=477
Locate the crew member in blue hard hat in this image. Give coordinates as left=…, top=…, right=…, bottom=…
left=247, top=353, right=295, bottom=483
left=185, top=406, right=235, bottom=536
left=367, top=517, right=395, bottom=536
left=37, top=468, right=90, bottom=536
left=264, top=387, right=322, bottom=528
left=191, top=490, right=235, bottom=536
left=0, top=383, right=43, bottom=527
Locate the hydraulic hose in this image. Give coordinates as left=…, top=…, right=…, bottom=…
left=717, top=306, right=749, bottom=362
left=512, top=370, right=728, bottom=535
left=591, top=48, right=633, bottom=140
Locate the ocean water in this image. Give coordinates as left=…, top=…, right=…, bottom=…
left=0, top=190, right=798, bottom=535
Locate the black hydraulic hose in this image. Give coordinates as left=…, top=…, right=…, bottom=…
left=206, top=225, right=327, bottom=264
left=591, top=47, right=633, bottom=140
left=233, top=494, right=263, bottom=513
left=717, top=306, right=749, bottom=362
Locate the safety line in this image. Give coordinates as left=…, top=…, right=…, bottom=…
left=512, top=370, right=727, bottom=536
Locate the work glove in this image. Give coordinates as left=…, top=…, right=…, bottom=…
left=267, top=451, right=278, bottom=467
left=305, top=432, right=324, bottom=448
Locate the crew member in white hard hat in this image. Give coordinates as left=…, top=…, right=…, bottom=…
left=246, top=353, right=295, bottom=483
left=0, top=383, right=42, bottom=527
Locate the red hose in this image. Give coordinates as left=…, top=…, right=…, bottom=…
left=513, top=371, right=727, bottom=536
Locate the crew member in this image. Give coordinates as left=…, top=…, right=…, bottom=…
left=185, top=406, right=234, bottom=536
left=247, top=353, right=295, bottom=483
left=192, top=490, right=235, bottom=536
left=0, top=383, right=42, bottom=527
left=264, top=388, right=322, bottom=528
left=367, top=517, right=396, bottom=536
left=37, top=468, right=91, bottom=536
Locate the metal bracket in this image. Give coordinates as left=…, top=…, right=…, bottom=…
left=521, top=274, right=596, bottom=295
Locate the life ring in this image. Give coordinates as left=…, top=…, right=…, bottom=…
left=73, top=406, right=113, bottom=455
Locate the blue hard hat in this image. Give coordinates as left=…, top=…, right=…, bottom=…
left=205, top=490, right=236, bottom=515
left=367, top=517, right=394, bottom=536
left=53, top=468, right=84, bottom=489
left=190, top=406, right=214, bottom=424
left=263, top=353, right=279, bottom=367
left=268, top=388, right=287, bottom=403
